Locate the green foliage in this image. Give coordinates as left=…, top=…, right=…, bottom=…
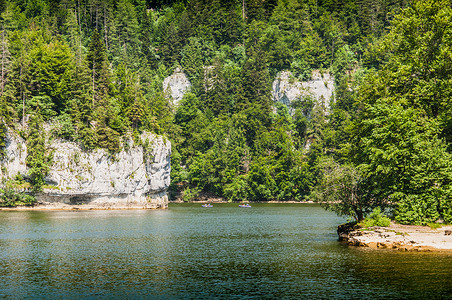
left=223, top=175, right=248, bottom=202
left=4, top=0, right=447, bottom=215
left=181, top=185, right=199, bottom=202
left=27, top=95, right=55, bottom=120
left=360, top=207, right=391, bottom=228
left=52, top=113, right=75, bottom=141
left=349, top=102, right=452, bottom=225
left=348, top=0, right=452, bottom=224
left=427, top=223, right=442, bottom=229
left=395, top=194, right=442, bottom=226
left=87, top=29, right=109, bottom=104
left=96, top=126, right=121, bottom=154
left=312, top=157, right=375, bottom=221
left=28, top=40, right=74, bottom=113
left=181, top=37, right=213, bottom=90
left=78, top=126, right=98, bottom=150
left=26, top=109, right=51, bottom=191
left=0, top=186, right=36, bottom=207
left=0, top=174, right=35, bottom=206
left=291, top=58, right=312, bottom=81
left=0, top=119, right=6, bottom=159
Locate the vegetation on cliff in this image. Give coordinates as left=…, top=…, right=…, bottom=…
left=0, top=0, right=450, bottom=223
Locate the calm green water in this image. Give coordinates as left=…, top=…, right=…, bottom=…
left=0, top=203, right=451, bottom=299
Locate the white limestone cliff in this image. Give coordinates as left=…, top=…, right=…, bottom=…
left=272, top=70, right=334, bottom=112
left=0, top=129, right=171, bottom=209
left=163, top=67, right=191, bottom=106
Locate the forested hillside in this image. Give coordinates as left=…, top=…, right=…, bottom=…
left=0, top=0, right=450, bottom=224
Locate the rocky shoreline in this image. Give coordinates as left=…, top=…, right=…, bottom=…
left=338, top=222, right=452, bottom=251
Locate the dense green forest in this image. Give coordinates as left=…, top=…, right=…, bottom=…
left=0, top=0, right=450, bottom=224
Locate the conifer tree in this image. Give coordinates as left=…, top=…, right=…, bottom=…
left=139, top=7, right=153, bottom=63
left=115, top=0, right=139, bottom=65
left=7, top=31, right=32, bottom=128
left=26, top=106, right=50, bottom=191
left=242, top=46, right=271, bottom=112
left=64, top=8, right=83, bottom=65
left=70, top=59, right=93, bottom=126
left=29, top=40, right=75, bottom=114
left=0, top=116, right=5, bottom=159
left=0, top=25, right=10, bottom=97
left=86, top=28, right=109, bottom=107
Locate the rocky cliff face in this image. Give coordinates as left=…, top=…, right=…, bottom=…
left=162, top=68, right=334, bottom=112
left=0, top=129, right=171, bottom=209
left=272, top=70, right=334, bottom=112
left=163, top=67, right=191, bottom=106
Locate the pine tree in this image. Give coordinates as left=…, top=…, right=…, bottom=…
left=0, top=116, right=6, bottom=159
left=26, top=106, right=50, bottom=191
left=139, top=7, right=153, bottom=63
left=70, top=59, right=93, bottom=126
left=29, top=40, right=75, bottom=115
left=86, top=28, right=109, bottom=107
left=242, top=46, right=271, bottom=112
left=115, top=0, right=139, bottom=66
left=129, top=99, right=144, bottom=130
left=160, top=22, right=181, bottom=66
left=204, top=58, right=229, bottom=115
left=10, top=35, right=32, bottom=128
left=0, top=25, right=10, bottom=98
left=64, top=8, right=83, bottom=65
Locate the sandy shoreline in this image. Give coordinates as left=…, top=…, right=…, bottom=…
left=339, top=222, right=452, bottom=251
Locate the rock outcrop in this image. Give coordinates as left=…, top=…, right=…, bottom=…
left=272, top=70, right=334, bottom=112
left=338, top=223, right=452, bottom=251
left=0, top=129, right=171, bottom=209
left=163, top=67, right=191, bottom=106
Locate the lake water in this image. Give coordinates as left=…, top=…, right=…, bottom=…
left=0, top=203, right=451, bottom=299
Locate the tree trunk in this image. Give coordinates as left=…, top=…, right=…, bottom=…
left=21, top=65, right=25, bottom=129
left=1, top=28, right=5, bottom=96
left=355, top=209, right=364, bottom=222
left=92, top=57, right=95, bottom=107
left=104, top=5, right=108, bottom=51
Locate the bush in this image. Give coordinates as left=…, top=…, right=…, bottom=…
left=182, top=186, right=199, bottom=202
left=427, top=223, right=442, bottom=229
left=53, top=114, right=75, bottom=141
left=395, top=193, right=441, bottom=225
left=360, top=207, right=391, bottom=227
left=0, top=187, right=37, bottom=207
left=97, top=126, right=121, bottom=153
left=223, top=175, right=248, bottom=202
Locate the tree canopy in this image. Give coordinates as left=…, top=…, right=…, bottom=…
left=0, top=0, right=450, bottom=224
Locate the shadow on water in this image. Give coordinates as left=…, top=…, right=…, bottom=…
left=0, top=204, right=451, bottom=298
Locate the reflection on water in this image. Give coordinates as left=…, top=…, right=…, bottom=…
left=0, top=204, right=451, bottom=298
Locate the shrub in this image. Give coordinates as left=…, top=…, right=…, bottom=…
left=0, top=187, right=36, bottom=207
left=97, top=126, right=121, bottom=153
left=427, top=223, right=442, bottom=229
left=53, top=114, right=75, bottom=141
left=182, top=186, right=199, bottom=202
left=360, top=207, right=391, bottom=227
left=395, top=193, right=441, bottom=225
